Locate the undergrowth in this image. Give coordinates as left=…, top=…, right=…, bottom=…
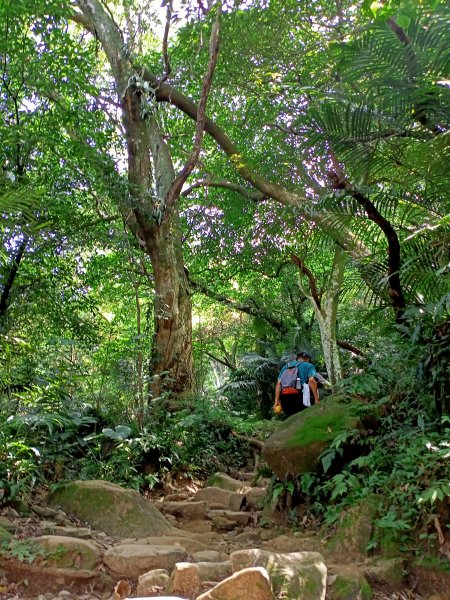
left=282, top=332, right=450, bottom=553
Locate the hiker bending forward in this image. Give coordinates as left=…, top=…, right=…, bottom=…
left=273, top=352, right=319, bottom=417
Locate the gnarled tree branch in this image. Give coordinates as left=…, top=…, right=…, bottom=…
left=190, top=278, right=287, bottom=333
left=290, top=253, right=321, bottom=310
left=166, top=5, right=221, bottom=210
left=182, top=179, right=265, bottom=202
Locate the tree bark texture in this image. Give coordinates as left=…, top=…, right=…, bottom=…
left=76, top=0, right=193, bottom=398
left=292, top=245, right=345, bottom=384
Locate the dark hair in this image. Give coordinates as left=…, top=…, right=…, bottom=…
left=297, top=352, right=311, bottom=360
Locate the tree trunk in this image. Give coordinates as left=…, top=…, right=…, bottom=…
left=76, top=0, right=194, bottom=399
left=145, top=216, right=193, bottom=398
left=292, top=245, right=345, bottom=384
left=0, top=233, right=29, bottom=334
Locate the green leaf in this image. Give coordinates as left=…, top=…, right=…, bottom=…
left=321, top=450, right=336, bottom=474
left=114, top=425, right=132, bottom=439
left=396, top=14, right=411, bottom=29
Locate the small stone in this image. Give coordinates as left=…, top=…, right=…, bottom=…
left=168, top=562, right=202, bottom=598
left=196, top=566, right=272, bottom=600
left=137, top=567, right=171, bottom=596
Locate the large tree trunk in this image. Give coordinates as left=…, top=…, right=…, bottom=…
left=76, top=0, right=194, bottom=399
left=145, top=216, right=193, bottom=397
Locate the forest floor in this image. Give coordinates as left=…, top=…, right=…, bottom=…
left=0, top=472, right=430, bottom=600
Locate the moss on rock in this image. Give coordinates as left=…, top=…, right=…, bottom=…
left=47, top=480, right=170, bottom=538
left=330, top=569, right=373, bottom=600
left=0, top=525, right=12, bottom=544
left=326, top=495, right=383, bottom=562
left=262, top=396, right=362, bottom=478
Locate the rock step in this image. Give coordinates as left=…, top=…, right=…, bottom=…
left=193, top=485, right=267, bottom=511
left=205, top=472, right=254, bottom=493
left=161, top=500, right=208, bottom=521
left=207, top=509, right=253, bottom=530
left=193, top=487, right=246, bottom=511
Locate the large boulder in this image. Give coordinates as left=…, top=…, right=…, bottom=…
left=262, top=396, right=363, bottom=477
left=230, top=548, right=327, bottom=600
left=47, top=480, right=170, bottom=538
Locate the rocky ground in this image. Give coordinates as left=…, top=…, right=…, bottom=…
left=0, top=472, right=446, bottom=600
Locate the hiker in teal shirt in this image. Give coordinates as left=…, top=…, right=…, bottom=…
left=296, top=352, right=319, bottom=407
left=273, top=352, right=320, bottom=416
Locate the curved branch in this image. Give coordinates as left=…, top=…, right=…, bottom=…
left=166, top=6, right=221, bottom=210
left=160, top=2, right=172, bottom=83
left=136, top=67, right=302, bottom=208
left=204, top=350, right=235, bottom=370
left=327, top=151, right=406, bottom=323
left=70, top=10, right=96, bottom=34
left=337, top=339, right=366, bottom=357
left=182, top=179, right=265, bottom=202
left=290, top=253, right=321, bottom=310
left=190, top=278, right=287, bottom=333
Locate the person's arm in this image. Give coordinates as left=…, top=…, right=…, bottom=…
left=274, top=380, right=282, bottom=407
left=307, top=365, right=319, bottom=403
left=308, top=376, right=319, bottom=403
left=316, top=372, right=331, bottom=387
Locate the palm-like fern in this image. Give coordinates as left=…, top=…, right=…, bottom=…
left=293, top=5, right=450, bottom=310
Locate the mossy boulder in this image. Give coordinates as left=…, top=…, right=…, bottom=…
left=230, top=548, right=327, bottom=600
left=47, top=480, right=170, bottom=538
left=262, top=396, right=363, bottom=478
left=32, top=535, right=101, bottom=570
left=328, top=566, right=373, bottom=600
left=376, top=527, right=402, bottom=558
left=326, top=495, right=383, bottom=562
left=0, top=517, right=16, bottom=534
left=0, top=525, right=12, bottom=544
left=363, top=557, right=406, bottom=588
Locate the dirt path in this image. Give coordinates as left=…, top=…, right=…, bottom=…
left=0, top=473, right=429, bottom=600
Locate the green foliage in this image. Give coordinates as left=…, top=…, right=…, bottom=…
left=0, top=372, right=102, bottom=502
left=220, top=352, right=279, bottom=417
left=1, top=539, right=45, bottom=564
left=271, top=480, right=294, bottom=505
left=76, top=396, right=258, bottom=489
left=272, top=300, right=450, bottom=553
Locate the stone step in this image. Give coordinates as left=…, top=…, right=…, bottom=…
left=207, top=510, right=251, bottom=530
left=193, top=487, right=246, bottom=511
left=206, top=472, right=252, bottom=493
left=160, top=500, right=208, bottom=521
left=104, top=544, right=188, bottom=578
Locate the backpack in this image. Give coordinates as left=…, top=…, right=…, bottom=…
left=279, top=363, right=299, bottom=394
